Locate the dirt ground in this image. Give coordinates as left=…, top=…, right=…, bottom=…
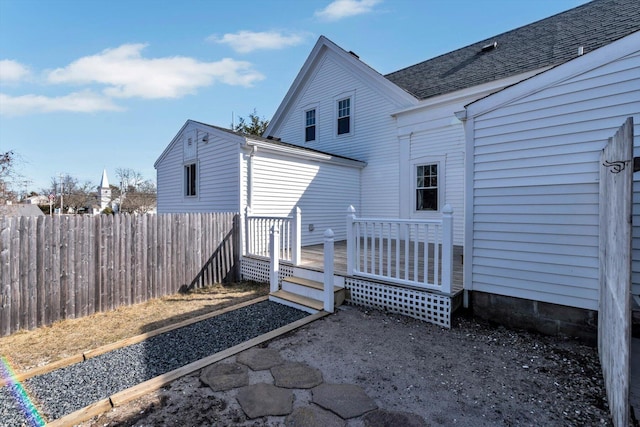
left=82, top=305, right=610, bottom=426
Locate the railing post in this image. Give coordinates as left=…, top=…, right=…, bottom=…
left=269, top=226, right=280, bottom=293
left=292, top=206, right=301, bottom=266
left=346, top=205, right=356, bottom=275
left=441, top=204, right=453, bottom=294
left=244, top=206, right=251, bottom=257
left=323, top=228, right=335, bottom=313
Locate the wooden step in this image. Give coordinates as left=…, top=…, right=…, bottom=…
left=281, top=276, right=346, bottom=307
left=269, top=290, right=323, bottom=313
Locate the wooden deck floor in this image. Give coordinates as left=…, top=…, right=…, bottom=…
left=296, top=240, right=464, bottom=294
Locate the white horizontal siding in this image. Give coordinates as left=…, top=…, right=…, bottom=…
left=251, top=150, right=360, bottom=246
left=156, top=123, right=240, bottom=213
left=470, top=48, right=640, bottom=310
left=273, top=51, right=404, bottom=219
left=406, top=121, right=465, bottom=245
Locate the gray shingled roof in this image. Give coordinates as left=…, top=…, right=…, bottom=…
left=385, top=0, right=640, bottom=100
left=0, top=204, right=44, bottom=216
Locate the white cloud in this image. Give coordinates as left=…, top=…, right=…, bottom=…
left=0, top=91, right=123, bottom=116
left=0, top=60, right=31, bottom=82
left=47, top=44, right=265, bottom=99
left=209, top=31, right=309, bottom=54
left=315, top=0, right=382, bottom=21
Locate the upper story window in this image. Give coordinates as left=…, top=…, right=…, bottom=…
left=416, top=163, right=438, bottom=211
left=305, top=109, right=316, bottom=142
left=185, top=163, right=197, bottom=197
left=337, top=98, right=351, bottom=135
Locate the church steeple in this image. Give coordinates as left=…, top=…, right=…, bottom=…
left=99, top=169, right=110, bottom=189
left=98, top=169, right=111, bottom=211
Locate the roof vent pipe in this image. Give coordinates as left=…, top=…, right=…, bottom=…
left=578, top=46, right=584, bottom=56
left=481, top=41, right=497, bottom=52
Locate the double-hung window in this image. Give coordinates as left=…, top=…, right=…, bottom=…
left=305, top=109, right=316, bottom=142
left=185, top=163, right=197, bottom=197
left=337, top=98, right=350, bottom=135
left=416, top=163, right=438, bottom=211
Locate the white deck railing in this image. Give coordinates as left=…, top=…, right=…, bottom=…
left=245, top=207, right=301, bottom=265
left=346, top=205, right=453, bottom=294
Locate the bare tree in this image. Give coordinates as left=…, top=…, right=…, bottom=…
left=0, top=151, right=18, bottom=203
left=115, top=168, right=157, bottom=214
left=119, top=180, right=156, bottom=214
left=49, top=174, right=95, bottom=214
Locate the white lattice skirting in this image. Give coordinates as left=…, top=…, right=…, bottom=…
left=345, top=277, right=451, bottom=328
left=241, top=257, right=451, bottom=328
left=241, top=257, right=293, bottom=284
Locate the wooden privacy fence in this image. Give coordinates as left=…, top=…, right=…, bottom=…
left=0, top=212, right=240, bottom=337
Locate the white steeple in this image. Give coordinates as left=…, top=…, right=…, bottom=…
left=99, top=169, right=110, bottom=189
left=97, top=169, right=111, bottom=211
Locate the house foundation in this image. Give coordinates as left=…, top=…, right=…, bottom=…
left=470, top=291, right=598, bottom=345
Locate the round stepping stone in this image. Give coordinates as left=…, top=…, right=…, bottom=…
left=362, top=409, right=429, bottom=427
left=312, top=383, right=377, bottom=419
left=271, top=362, right=323, bottom=389
left=285, top=406, right=346, bottom=427
left=236, top=383, right=294, bottom=418
left=200, top=362, right=249, bottom=391
left=237, top=347, right=284, bottom=370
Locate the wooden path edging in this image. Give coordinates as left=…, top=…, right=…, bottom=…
left=47, top=310, right=329, bottom=426
left=1, top=296, right=268, bottom=388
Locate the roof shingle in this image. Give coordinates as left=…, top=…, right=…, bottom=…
left=385, top=0, right=640, bottom=100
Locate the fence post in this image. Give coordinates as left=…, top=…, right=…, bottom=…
left=323, top=229, right=335, bottom=313
left=269, top=226, right=280, bottom=293
left=441, top=204, right=453, bottom=294
left=291, top=206, right=301, bottom=266
left=346, top=205, right=356, bottom=275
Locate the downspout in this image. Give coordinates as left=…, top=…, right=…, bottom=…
left=246, top=144, right=257, bottom=210
left=455, top=109, right=473, bottom=310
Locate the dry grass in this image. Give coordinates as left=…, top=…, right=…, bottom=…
left=0, top=282, right=269, bottom=373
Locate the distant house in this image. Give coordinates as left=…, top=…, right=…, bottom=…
left=156, top=0, right=639, bottom=337
left=24, top=195, right=49, bottom=205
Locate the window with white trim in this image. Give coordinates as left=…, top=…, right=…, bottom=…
left=185, top=163, right=197, bottom=197
left=416, top=163, right=438, bottom=211
left=305, top=109, right=316, bottom=142
left=337, top=97, right=350, bottom=135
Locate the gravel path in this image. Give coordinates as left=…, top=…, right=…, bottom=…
left=0, top=301, right=306, bottom=426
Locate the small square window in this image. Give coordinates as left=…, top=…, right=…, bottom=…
left=185, top=163, right=197, bottom=196
left=337, top=98, right=350, bottom=135
left=416, top=163, right=438, bottom=211
left=305, top=109, right=316, bottom=142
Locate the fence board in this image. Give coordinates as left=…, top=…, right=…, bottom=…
left=0, top=212, right=239, bottom=336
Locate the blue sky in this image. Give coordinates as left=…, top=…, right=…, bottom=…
left=0, top=0, right=588, bottom=194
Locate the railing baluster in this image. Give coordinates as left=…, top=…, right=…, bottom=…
left=434, top=224, right=440, bottom=287
left=378, top=222, right=383, bottom=275
left=424, top=224, right=430, bottom=285
left=363, top=222, right=368, bottom=274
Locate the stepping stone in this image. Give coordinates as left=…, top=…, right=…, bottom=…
left=200, top=362, right=249, bottom=391
left=285, top=406, right=346, bottom=427
left=236, top=383, right=293, bottom=418
left=312, top=383, right=377, bottom=419
left=271, top=362, right=323, bottom=389
left=362, top=409, right=429, bottom=427
left=237, top=347, right=284, bottom=370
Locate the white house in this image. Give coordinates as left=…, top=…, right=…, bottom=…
left=460, top=31, right=640, bottom=335
left=156, top=0, right=640, bottom=335
left=155, top=120, right=365, bottom=246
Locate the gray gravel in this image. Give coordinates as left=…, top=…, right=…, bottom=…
left=0, top=301, right=306, bottom=425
